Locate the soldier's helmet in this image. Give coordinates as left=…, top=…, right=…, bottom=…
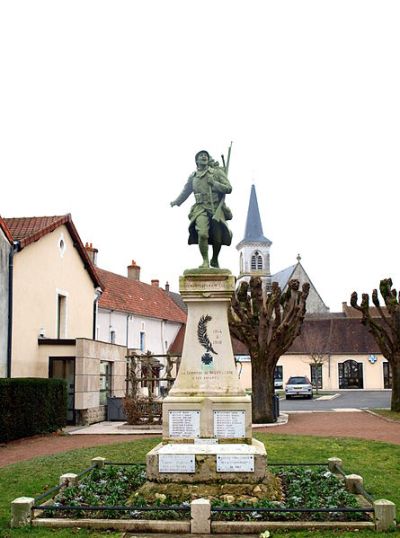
left=195, top=150, right=210, bottom=163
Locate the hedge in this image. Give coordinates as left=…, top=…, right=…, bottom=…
left=0, top=378, right=67, bottom=443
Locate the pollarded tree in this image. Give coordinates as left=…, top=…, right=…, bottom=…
left=229, top=277, right=310, bottom=423
left=351, top=278, right=400, bottom=412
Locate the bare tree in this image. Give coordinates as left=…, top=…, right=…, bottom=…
left=351, top=278, right=400, bottom=412
left=229, top=277, right=309, bottom=423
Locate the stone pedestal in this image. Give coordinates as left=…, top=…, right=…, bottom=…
left=146, top=270, right=266, bottom=484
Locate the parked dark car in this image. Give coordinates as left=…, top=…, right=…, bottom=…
left=285, top=376, right=313, bottom=399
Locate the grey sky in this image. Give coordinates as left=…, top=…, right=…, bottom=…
left=1, top=1, right=399, bottom=311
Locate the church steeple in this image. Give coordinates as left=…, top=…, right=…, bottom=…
left=239, top=184, right=271, bottom=245
left=236, top=185, right=272, bottom=286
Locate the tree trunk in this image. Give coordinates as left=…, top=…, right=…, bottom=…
left=391, top=355, right=400, bottom=412
left=251, top=353, right=276, bottom=423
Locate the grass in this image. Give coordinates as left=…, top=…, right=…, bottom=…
left=1, top=434, right=399, bottom=537
left=371, top=409, right=400, bottom=421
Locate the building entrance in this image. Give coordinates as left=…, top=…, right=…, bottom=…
left=338, top=360, right=364, bottom=389
left=49, top=357, right=75, bottom=423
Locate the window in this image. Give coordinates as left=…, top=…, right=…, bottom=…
left=251, top=251, right=263, bottom=271
left=100, top=361, right=112, bottom=405
left=140, top=331, right=146, bottom=352
left=110, top=330, right=116, bottom=344
left=383, top=362, right=392, bottom=389
left=274, top=365, right=283, bottom=381
left=57, top=294, right=67, bottom=338
left=310, top=364, right=323, bottom=389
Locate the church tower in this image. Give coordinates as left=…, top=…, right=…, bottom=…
left=236, top=185, right=272, bottom=289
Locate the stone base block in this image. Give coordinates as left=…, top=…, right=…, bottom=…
left=162, top=395, right=252, bottom=440
left=146, top=438, right=266, bottom=483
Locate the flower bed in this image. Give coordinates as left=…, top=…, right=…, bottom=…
left=37, top=463, right=370, bottom=522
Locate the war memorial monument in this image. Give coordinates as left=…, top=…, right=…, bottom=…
left=145, top=149, right=267, bottom=489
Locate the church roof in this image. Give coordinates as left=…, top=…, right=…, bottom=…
left=236, top=185, right=272, bottom=249
left=271, top=264, right=296, bottom=289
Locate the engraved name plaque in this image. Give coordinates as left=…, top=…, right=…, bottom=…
left=194, top=438, right=218, bottom=445
left=159, top=454, right=195, bottom=473
left=214, top=410, right=245, bottom=438
left=217, top=455, right=254, bottom=473
left=169, top=410, right=200, bottom=438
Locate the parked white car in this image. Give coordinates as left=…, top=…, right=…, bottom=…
left=285, top=376, right=313, bottom=399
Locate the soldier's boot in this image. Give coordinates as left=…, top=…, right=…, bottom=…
left=199, top=237, right=209, bottom=268
left=210, top=244, right=221, bottom=268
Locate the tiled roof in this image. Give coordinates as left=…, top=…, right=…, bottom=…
left=167, top=290, right=188, bottom=313
left=97, top=268, right=187, bottom=323
left=4, top=214, right=102, bottom=288
left=169, top=317, right=380, bottom=355
left=5, top=215, right=69, bottom=247
left=270, top=264, right=296, bottom=289
left=0, top=215, right=13, bottom=244
left=341, top=302, right=386, bottom=318
left=289, top=318, right=380, bottom=354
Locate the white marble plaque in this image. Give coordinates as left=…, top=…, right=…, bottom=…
left=159, top=454, right=195, bottom=473
left=217, top=455, right=254, bottom=472
left=214, top=410, right=245, bottom=438
left=194, top=438, right=218, bottom=445
left=169, top=410, right=200, bottom=438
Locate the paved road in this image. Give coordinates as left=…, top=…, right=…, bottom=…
left=279, top=390, right=391, bottom=412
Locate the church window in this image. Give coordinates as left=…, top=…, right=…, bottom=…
left=251, top=251, right=263, bottom=270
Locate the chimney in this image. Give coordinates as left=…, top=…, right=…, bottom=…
left=165, top=281, right=170, bottom=292
left=85, top=242, right=98, bottom=265
left=151, top=279, right=159, bottom=287
left=127, top=260, right=141, bottom=281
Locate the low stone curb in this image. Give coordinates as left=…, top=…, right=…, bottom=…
left=364, top=409, right=400, bottom=424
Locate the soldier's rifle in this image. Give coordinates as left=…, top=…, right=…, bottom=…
left=213, top=141, right=232, bottom=222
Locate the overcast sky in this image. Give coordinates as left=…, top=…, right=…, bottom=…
left=1, top=1, right=399, bottom=312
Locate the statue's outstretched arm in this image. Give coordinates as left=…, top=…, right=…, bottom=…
left=171, top=176, right=194, bottom=207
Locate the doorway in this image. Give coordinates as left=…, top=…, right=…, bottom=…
left=338, top=360, right=364, bottom=389
left=49, top=357, right=75, bottom=423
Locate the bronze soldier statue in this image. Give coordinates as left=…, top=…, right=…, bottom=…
left=171, top=150, right=233, bottom=268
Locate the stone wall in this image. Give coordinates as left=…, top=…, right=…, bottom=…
left=75, top=338, right=127, bottom=425
left=76, top=405, right=107, bottom=426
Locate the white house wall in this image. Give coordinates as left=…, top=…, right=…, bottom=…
left=97, top=308, right=182, bottom=355
left=0, top=228, right=11, bottom=377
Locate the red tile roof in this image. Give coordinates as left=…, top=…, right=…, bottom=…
left=4, top=214, right=102, bottom=288
left=0, top=215, right=13, bottom=244
left=289, top=318, right=380, bottom=354
left=169, top=317, right=380, bottom=355
left=97, top=267, right=187, bottom=323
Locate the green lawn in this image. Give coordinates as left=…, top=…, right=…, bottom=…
left=371, top=409, right=400, bottom=422
left=1, top=434, right=399, bottom=537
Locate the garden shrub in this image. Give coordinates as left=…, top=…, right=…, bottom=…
left=0, top=377, right=67, bottom=442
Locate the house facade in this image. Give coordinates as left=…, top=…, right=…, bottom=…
left=0, top=216, right=13, bottom=378
left=4, top=215, right=126, bottom=424
left=234, top=314, right=390, bottom=392
left=90, top=256, right=186, bottom=394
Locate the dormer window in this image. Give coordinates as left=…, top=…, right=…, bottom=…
left=251, top=251, right=263, bottom=270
